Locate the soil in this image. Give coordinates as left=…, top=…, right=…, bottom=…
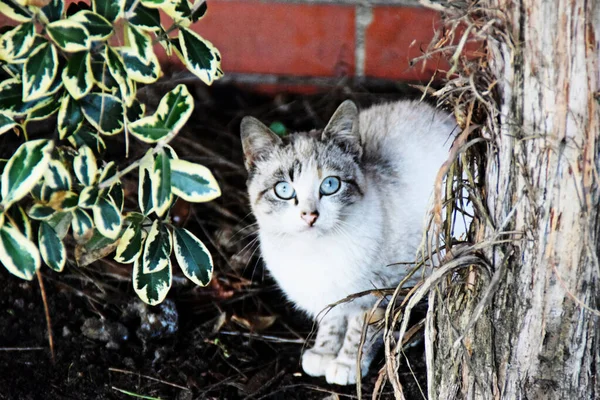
left=0, top=80, right=429, bottom=400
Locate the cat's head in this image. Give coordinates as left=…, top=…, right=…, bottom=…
left=240, top=100, right=366, bottom=236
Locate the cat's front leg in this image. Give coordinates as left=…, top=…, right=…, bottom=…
left=302, top=313, right=347, bottom=377
left=325, top=311, right=382, bottom=385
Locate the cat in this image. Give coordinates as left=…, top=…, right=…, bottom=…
left=240, top=99, right=457, bottom=385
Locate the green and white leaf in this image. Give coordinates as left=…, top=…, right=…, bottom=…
left=170, top=159, right=220, bottom=203
left=138, top=150, right=153, bottom=215
left=73, top=145, right=97, bottom=186
left=162, top=0, right=192, bottom=27
left=120, top=49, right=160, bottom=84
left=57, top=95, right=84, bottom=139
left=68, top=127, right=106, bottom=153
left=178, top=27, right=222, bottom=86
left=47, top=20, right=91, bottom=52
left=80, top=93, right=124, bottom=135
left=190, top=0, right=207, bottom=22
left=109, top=182, right=124, bottom=212
left=0, top=224, right=40, bottom=280
left=71, top=208, right=94, bottom=240
left=93, top=0, right=125, bottom=22
left=41, top=0, right=63, bottom=23
left=0, top=79, right=53, bottom=118
left=139, top=0, right=171, bottom=9
left=92, top=195, right=121, bottom=239
left=44, top=159, right=72, bottom=190
left=0, top=112, right=17, bottom=136
left=0, top=22, right=35, bottom=61
left=48, top=190, right=79, bottom=212
left=70, top=10, right=113, bottom=41
left=126, top=0, right=161, bottom=32
left=7, top=205, right=32, bottom=240
left=28, top=203, right=55, bottom=220
left=142, top=219, right=171, bottom=273
left=114, top=222, right=145, bottom=263
left=0, top=0, right=31, bottom=23
left=105, top=46, right=135, bottom=106
left=63, top=51, right=93, bottom=100
left=1, top=139, right=53, bottom=207
left=91, top=59, right=118, bottom=92
left=151, top=149, right=172, bottom=217
left=23, top=43, right=58, bottom=102
left=132, top=255, right=171, bottom=306
left=78, top=186, right=99, bottom=208
left=38, top=221, right=66, bottom=272
left=25, top=100, right=60, bottom=122
left=45, top=211, right=72, bottom=239
left=173, top=226, right=212, bottom=286
left=129, top=84, right=193, bottom=143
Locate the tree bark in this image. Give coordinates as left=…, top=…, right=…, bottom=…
left=428, top=1, right=600, bottom=399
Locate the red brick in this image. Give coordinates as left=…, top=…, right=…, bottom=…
left=365, top=6, right=445, bottom=81
left=181, top=0, right=355, bottom=78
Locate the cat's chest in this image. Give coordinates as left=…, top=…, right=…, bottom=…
left=259, top=232, right=381, bottom=315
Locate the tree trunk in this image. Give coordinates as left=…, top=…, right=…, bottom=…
left=428, top=1, right=600, bottom=399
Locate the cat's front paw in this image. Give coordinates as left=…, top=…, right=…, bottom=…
left=302, top=348, right=336, bottom=377
left=325, top=359, right=367, bottom=385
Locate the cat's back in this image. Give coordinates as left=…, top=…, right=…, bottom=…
left=359, top=100, right=456, bottom=170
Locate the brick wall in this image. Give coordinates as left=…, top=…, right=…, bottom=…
left=183, top=0, right=445, bottom=88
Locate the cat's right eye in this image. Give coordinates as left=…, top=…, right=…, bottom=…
left=274, top=181, right=295, bottom=200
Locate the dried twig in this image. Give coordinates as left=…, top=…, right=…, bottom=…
left=36, top=270, right=55, bottom=362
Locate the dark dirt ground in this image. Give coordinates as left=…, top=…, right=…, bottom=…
left=0, top=79, right=430, bottom=400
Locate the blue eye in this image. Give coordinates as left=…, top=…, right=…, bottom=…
left=320, top=176, right=341, bottom=195
left=274, top=181, right=295, bottom=200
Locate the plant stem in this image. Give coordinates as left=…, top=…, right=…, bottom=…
left=36, top=269, right=55, bottom=363
left=98, top=142, right=165, bottom=189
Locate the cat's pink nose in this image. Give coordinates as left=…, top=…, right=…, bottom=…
left=301, top=211, right=319, bottom=227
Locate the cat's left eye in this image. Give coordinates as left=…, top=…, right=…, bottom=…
left=320, top=176, right=341, bottom=196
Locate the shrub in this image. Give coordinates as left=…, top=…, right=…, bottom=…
left=0, top=0, right=223, bottom=305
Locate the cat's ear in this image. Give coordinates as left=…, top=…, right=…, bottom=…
left=322, top=100, right=362, bottom=158
left=240, top=116, right=282, bottom=171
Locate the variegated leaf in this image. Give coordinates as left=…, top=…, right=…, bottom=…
left=38, top=221, right=66, bottom=272
left=25, top=100, right=60, bottom=122
left=129, top=84, right=193, bottom=143
left=114, top=222, right=145, bottom=263
left=151, top=149, right=172, bottom=217
left=57, top=94, right=84, bottom=139
left=28, top=203, right=55, bottom=220
left=23, top=43, right=58, bottom=102
left=68, top=126, right=106, bottom=153
left=92, top=195, right=121, bottom=239
left=47, top=20, right=91, bottom=52
left=142, top=219, right=171, bottom=273
left=120, top=50, right=161, bottom=84
left=104, top=46, right=135, bottom=106
left=78, top=185, right=99, bottom=208
left=162, top=0, right=192, bottom=27
left=73, top=145, right=97, bottom=186
left=0, top=0, right=32, bottom=22
left=0, top=223, right=40, bottom=280
left=44, top=159, right=72, bottom=190
left=69, top=10, right=113, bottom=41
left=178, top=27, right=222, bottom=86
left=63, top=51, right=93, bottom=100
left=0, top=22, right=35, bottom=61
left=71, top=208, right=94, bottom=240
left=170, top=159, right=220, bottom=203
left=125, top=0, right=161, bottom=31
left=1, top=139, right=53, bottom=206
left=45, top=211, right=72, bottom=239
left=190, top=0, right=207, bottom=22
left=41, top=0, right=63, bottom=22
left=80, top=92, right=124, bottom=135
left=48, top=190, right=79, bottom=212
left=132, top=254, right=171, bottom=305
left=0, top=112, right=17, bottom=136
left=138, top=151, right=153, bottom=215
left=6, top=205, right=32, bottom=240
left=139, top=0, right=170, bottom=9
left=173, top=226, right=212, bottom=286
left=109, top=182, right=124, bottom=212
left=93, top=0, right=125, bottom=22
left=0, top=79, right=53, bottom=118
